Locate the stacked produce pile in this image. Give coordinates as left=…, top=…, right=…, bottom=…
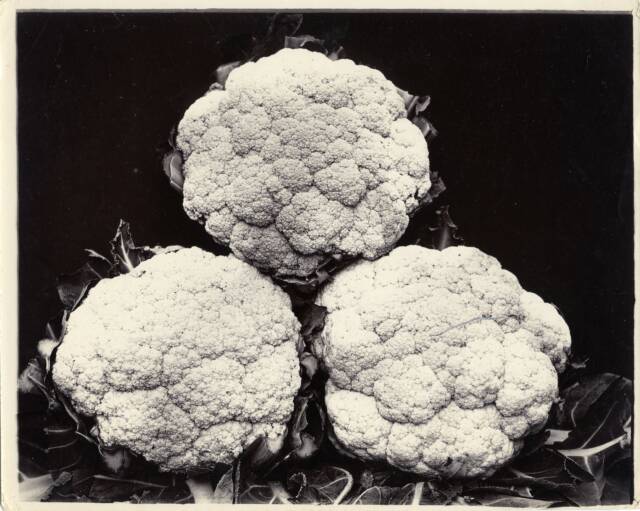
left=18, top=16, right=631, bottom=506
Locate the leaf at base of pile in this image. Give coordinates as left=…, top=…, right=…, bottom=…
left=289, top=465, right=354, bottom=504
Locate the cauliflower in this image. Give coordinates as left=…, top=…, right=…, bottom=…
left=52, top=247, right=301, bottom=472
left=314, top=245, right=571, bottom=478
left=176, top=48, right=431, bottom=277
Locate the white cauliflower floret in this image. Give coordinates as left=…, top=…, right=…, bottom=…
left=176, top=48, right=431, bottom=277
left=52, top=247, right=301, bottom=472
left=315, top=245, right=571, bottom=478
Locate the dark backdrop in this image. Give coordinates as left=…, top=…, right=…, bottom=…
left=17, top=12, right=634, bottom=377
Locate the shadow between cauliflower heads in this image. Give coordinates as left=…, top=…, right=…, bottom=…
left=313, top=245, right=571, bottom=478
left=176, top=48, right=431, bottom=277
left=52, top=247, right=302, bottom=472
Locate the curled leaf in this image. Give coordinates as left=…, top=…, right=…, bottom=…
left=109, top=220, right=156, bottom=274
left=215, top=61, right=241, bottom=87
left=161, top=150, right=185, bottom=193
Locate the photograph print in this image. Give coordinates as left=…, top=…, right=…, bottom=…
left=9, top=7, right=635, bottom=507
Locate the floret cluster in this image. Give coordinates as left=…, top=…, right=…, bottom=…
left=176, top=49, right=431, bottom=276
left=315, top=245, right=571, bottom=477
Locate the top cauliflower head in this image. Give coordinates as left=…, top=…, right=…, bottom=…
left=176, top=48, right=431, bottom=277
left=52, top=247, right=301, bottom=472
left=314, top=245, right=571, bottom=478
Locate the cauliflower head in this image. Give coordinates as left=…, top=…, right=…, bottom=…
left=52, top=247, right=301, bottom=472
left=176, top=48, right=431, bottom=277
left=314, top=245, right=571, bottom=478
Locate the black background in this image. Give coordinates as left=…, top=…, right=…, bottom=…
left=18, top=12, right=633, bottom=377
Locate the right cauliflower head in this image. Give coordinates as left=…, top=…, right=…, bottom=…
left=176, top=48, right=431, bottom=277
left=52, top=247, right=301, bottom=472
left=315, top=245, right=571, bottom=478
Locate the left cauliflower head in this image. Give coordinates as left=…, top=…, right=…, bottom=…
left=52, top=247, right=302, bottom=472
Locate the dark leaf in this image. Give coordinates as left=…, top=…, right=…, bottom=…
left=243, top=433, right=286, bottom=471
left=416, top=205, right=462, bottom=250
left=352, top=485, right=385, bottom=505
left=57, top=261, right=107, bottom=311
left=299, top=303, right=328, bottom=341
left=601, top=458, right=633, bottom=505
left=215, top=60, right=241, bottom=87
left=425, top=171, right=446, bottom=202
left=554, top=373, right=625, bottom=429
left=301, top=465, right=354, bottom=504
left=467, top=493, right=563, bottom=507
left=109, top=220, right=156, bottom=274
left=185, top=475, right=216, bottom=503
left=389, top=483, right=419, bottom=504
left=100, top=447, right=132, bottom=475
left=491, top=448, right=581, bottom=490
left=420, top=480, right=464, bottom=505
left=285, top=394, right=326, bottom=461
left=130, top=485, right=194, bottom=504
left=559, top=476, right=605, bottom=507
left=299, top=352, right=319, bottom=381
left=211, top=468, right=234, bottom=503
left=284, top=34, right=327, bottom=54
left=264, top=13, right=303, bottom=43
left=18, top=358, right=48, bottom=396
left=351, top=483, right=416, bottom=505
left=285, top=472, right=308, bottom=501
left=161, top=150, right=184, bottom=193
left=88, top=475, right=168, bottom=503
left=237, top=481, right=290, bottom=504
left=551, top=374, right=631, bottom=506
left=520, top=430, right=551, bottom=457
